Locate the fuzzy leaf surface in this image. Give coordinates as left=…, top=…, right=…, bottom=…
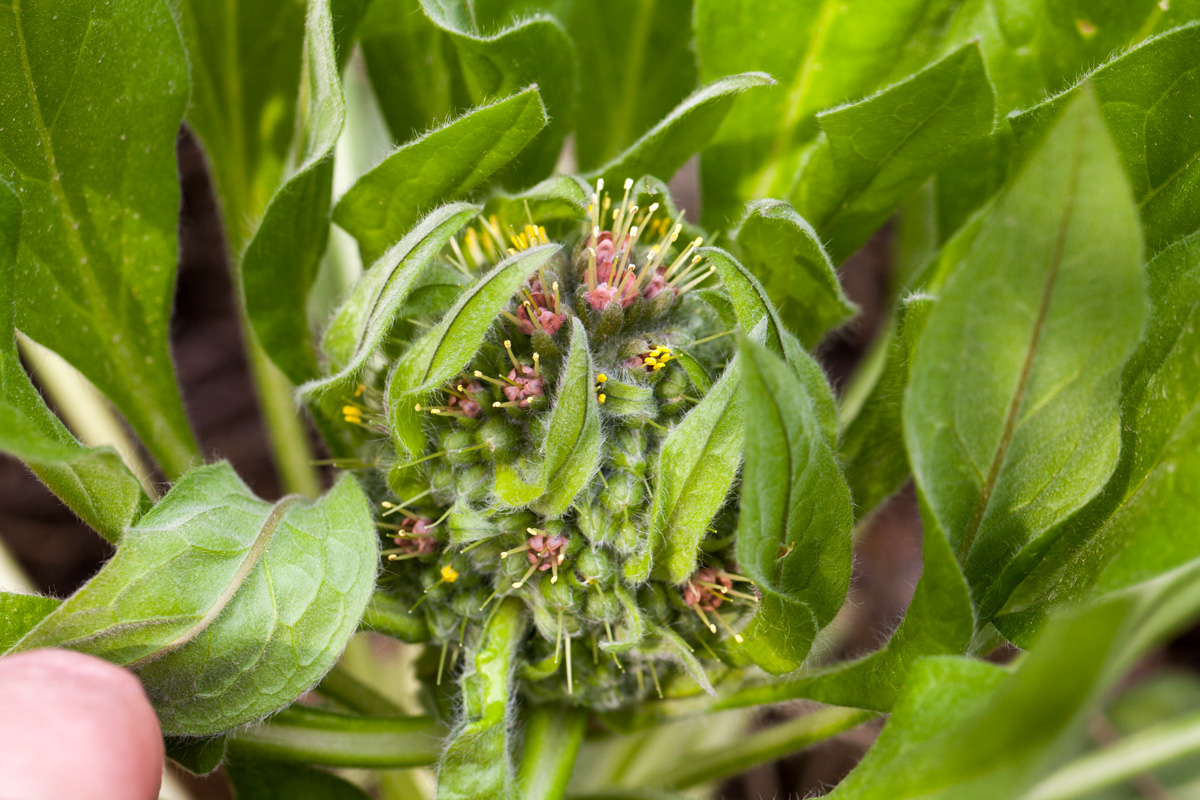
left=905, top=89, right=1145, bottom=620
left=0, top=592, right=58, bottom=653
left=334, top=89, right=547, bottom=264
left=11, top=463, right=379, bottom=736
left=733, top=200, right=854, bottom=347
left=0, top=0, right=198, bottom=476
left=734, top=340, right=853, bottom=674
left=0, top=180, right=146, bottom=541
left=792, top=43, right=996, bottom=263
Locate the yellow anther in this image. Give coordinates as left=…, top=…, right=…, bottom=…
left=354, top=384, right=365, bottom=397
left=596, top=373, right=607, bottom=383
left=341, top=405, right=360, bottom=417
left=440, top=565, right=459, bottom=583
left=598, top=393, right=607, bottom=403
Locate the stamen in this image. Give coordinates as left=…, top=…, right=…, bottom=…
left=503, top=340, right=521, bottom=370
left=512, top=562, right=539, bottom=589
left=648, top=660, right=663, bottom=699
left=532, top=352, right=541, bottom=378
left=500, top=543, right=532, bottom=559
left=692, top=603, right=718, bottom=634
left=712, top=609, right=745, bottom=643
left=565, top=632, right=574, bottom=695
left=437, top=640, right=449, bottom=685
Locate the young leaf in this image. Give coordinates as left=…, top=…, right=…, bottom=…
left=334, top=89, right=548, bottom=264
left=0, top=180, right=146, bottom=542
left=242, top=0, right=345, bottom=385
left=996, top=229, right=1200, bottom=645
left=386, top=243, right=559, bottom=455
left=227, top=761, right=372, bottom=799
left=438, top=598, right=527, bottom=800
left=0, top=592, right=59, bottom=653
left=733, top=200, right=855, bottom=347
left=904, top=88, right=1146, bottom=621
left=304, top=202, right=479, bottom=404
left=10, top=463, right=379, bottom=736
left=568, top=0, right=697, bottom=169
left=695, top=0, right=955, bottom=224
left=0, top=0, right=199, bottom=476
left=1011, top=23, right=1200, bottom=253
left=416, top=0, right=577, bottom=186
left=587, top=73, right=775, bottom=191
left=792, top=43, right=997, bottom=263
left=636, top=357, right=743, bottom=585
left=734, top=340, right=853, bottom=674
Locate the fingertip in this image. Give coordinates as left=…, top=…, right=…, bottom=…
left=0, top=648, right=164, bottom=800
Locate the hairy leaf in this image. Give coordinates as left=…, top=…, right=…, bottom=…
left=535, top=318, right=601, bottom=516
left=227, top=761, right=371, bottom=799
left=0, top=0, right=199, bottom=476
left=334, top=89, right=547, bottom=264
left=241, top=0, right=345, bottom=384
left=0, top=180, right=146, bottom=541
left=11, top=463, right=379, bottom=736
left=588, top=73, right=774, bottom=191
left=733, top=200, right=854, bottom=347
left=0, top=592, right=58, bottom=653
left=792, top=43, right=996, bottom=263
left=905, top=89, right=1145, bottom=620
left=734, top=340, right=853, bottom=674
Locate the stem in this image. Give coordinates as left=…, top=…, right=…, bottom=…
left=317, top=663, right=404, bottom=717
left=361, top=591, right=432, bottom=643
left=244, top=335, right=320, bottom=497
left=225, top=706, right=442, bottom=768
left=1026, top=710, right=1200, bottom=800
left=518, top=704, right=588, bottom=800
left=651, top=706, right=876, bottom=791
left=19, top=336, right=159, bottom=498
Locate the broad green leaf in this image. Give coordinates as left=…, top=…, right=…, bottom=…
left=242, top=0, right=345, bottom=384
left=996, top=229, right=1200, bottom=645
left=720, top=506, right=973, bottom=712
left=533, top=318, right=602, bottom=516
left=417, top=0, right=577, bottom=186
left=732, top=200, right=854, bottom=347
left=695, top=0, right=958, bottom=224
left=227, top=761, right=371, bottom=799
left=634, top=357, right=743, bottom=585
left=568, top=0, right=697, bottom=169
left=438, top=598, right=527, bottom=800
left=826, top=560, right=1200, bottom=799
left=701, top=246, right=839, bottom=442
left=904, top=89, right=1145, bottom=621
left=588, top=73, right=774, bottom=191
left=792, top=43, right=996, bottom=263
left=386, top=243, right=560, bottom=455
left=0, top=0, right=199, bottom=477
left=304, top=203, right=478, bottom=406
left=0, top=179, right=146, bottom=542
left=0, top=592, right=58, bottom=653
left=11, top=462, right=379, bottom=736
left=334, top=89, right=547, bottom=264
left=734, top=340, right=853, bottom=674
left=1011, top=23, right=1200, bottom=253
left=175, top=0, right=307, bottom=249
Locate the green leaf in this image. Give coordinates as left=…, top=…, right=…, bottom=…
left=1010, top=23, right=1200, bottom=253
left=792, top=43, right=996, bottom=263
left=734, top=340, right=853, bottom=674
left=0, top=0, right=199, bottom=476
left=719, top=504, right=973, bottom=713
left=361, top=591, right=431, bottom=643
left=826, top=560, right=1200, bottom=800
left=241, top=0, right=345, bottom=384
left=0, top=592, right=58, bottom=653
left=175, top=0, right=307, bottom=249
left=11, top=462, right=379, bottom=736
left=417, top=0, right=577, bottom=186
left=386, top=243, right=560, bottom=455
left=695, top=0, right=957, bottom=224
left=334, top=89, right=547, bottom=264
left=166, top=735, right=228, bottom=776
left=0, top=180, right=146, bottom=542
left=568, top=0, right=697, bottom=169
left=732, top=200, right=855, bottom=347
left=228, top=761, right=371, bottom=799
left=305, top=203, right=479, bottom=404
left=438, top=598, right=527, bottom=800
left=996, top=229, right=1200, bottom=645
left=588, top=73, right=774, bottom=191
left=904, top=88, right=1146, bottom=621
left=633, top=357, right=743, bottom=585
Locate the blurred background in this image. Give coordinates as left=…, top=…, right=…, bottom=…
left=2, top=115, right=1197, bottom=800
